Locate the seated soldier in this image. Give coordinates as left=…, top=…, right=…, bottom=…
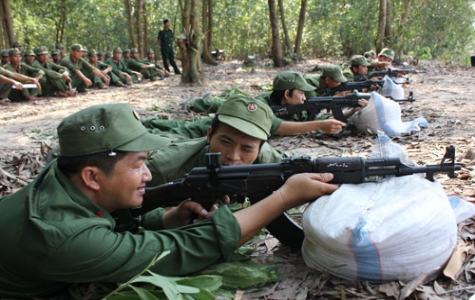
left=0, top=102, right=337, bottom=298
left=51, top=49, right=61, bottom=64
left=1, top=49, right=10, bottom=67
left=56, top=43, right=65, bottom=59
left=23, top=50, right=36, bottom=66
left=4, top=48, right=44, bottom=101
left=104, top=51, right=112, bottom=61
left=127, top=48, right=162, bottom=81
left=143, top=49, right=170, bottom=78
left=87, top=49, right=126, bottom=87
left=105, top=47, right=135, bottom=85
left=121, top=48, right=143, bottom=83
left=60, top=44, right=110, bottom=92
left=158, top=71, right=346, bottom=139
left=33, top=46, right=76, bottom=97
left=97, top=51, right=104, bottom=61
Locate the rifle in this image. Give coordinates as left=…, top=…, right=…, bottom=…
left=118, top=147, right=461, bottom=247
left=330, top=79, right=385, bottom=93
left=367, top=68, right=422, bottom=80
left=271, top=91, right=415, bottom=123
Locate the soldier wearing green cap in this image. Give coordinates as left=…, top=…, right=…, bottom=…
left=122, top=49, right=143, bottom=83
left=157, top=18, right=181, bottom=74
left=0, top=65, right=41, bottom=99
left=143, top=48, right=170, bottom=78
left=60, top=44, right=110, bottom=92
left=97, top=51, right=104, bottom=61
left=367, top=48, right=394, bottom=74
left=33, top=46, right=75, bottom=97
left=127, top=48, right=162, bottom=81
left=55, top=43, right=65, bottom=58
left=341, top=55, right=371, bottom=82
left=51, top=49, right=61, bottom=64
left=0, top=102, right=337, bottom=298
left=4, top=48, right=44, bottom=101
left=1, top=49, right=11, bottom=67
left=87, top=49, right=125, bottom=87
left=105, top=47, right=134, bottom=85
left=303, top=64, right=348, bottom=100
left=145, top=71, right=346, bottom=139
left=22, top=50, right=36, bottom=66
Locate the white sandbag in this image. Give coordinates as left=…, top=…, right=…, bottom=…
left=378, top=75, right=405, bottom=100
left=301, top=135, right=458, bottom=283
left=352, top=91, right=428, bottom=136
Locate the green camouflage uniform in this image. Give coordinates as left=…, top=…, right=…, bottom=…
left=4, top=61, right=43, bottom=101
left=33, top=47, right=69, bottom=96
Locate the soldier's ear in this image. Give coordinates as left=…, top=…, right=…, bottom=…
left=206, top=127, right=212, bottom=143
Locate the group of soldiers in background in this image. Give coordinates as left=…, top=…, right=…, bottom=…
left=0, top=41, right=172, bottom=102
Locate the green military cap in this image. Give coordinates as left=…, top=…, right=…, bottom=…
left=8, top=48, right=21, bottom=56
left=23, top=50, right=35, bottom=56
left=113, top=47, right=122, bottom=53
left=378, top=48, right=395, bottom=60
left=350, top=55, right=370, bottom=67
left=97, top=51, right=104, bottom=56
left=82, top=46, right=88, bottom=52
left=56, top=43, right=64, bottom=49
left=130, top=48, right=139, bottom=54
left=322, top=65, right=348, bottom=83
left=216, top=94, right=273, bottom=140
left=57, top=103, right=170, bottom=157
left=12, top=41, right=22, bottom=47
left=51, top=49, right=60, bottom=55
left=88, top=49, right=97, bottom=56
left=147, top=49, right=154, bottom=54
left=36, top=46, right=49, bottom=55
left=123, top=49, right=131, bottom=54
left=273, top=71, right=315, bottom=92
left=105, top=52, right=112, bottom=57
left=1, top=49, right=10, bottom=57
left=70, top=44, right=84, bottom=51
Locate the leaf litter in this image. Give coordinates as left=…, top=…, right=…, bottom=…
left=0, top=59, right=474, bottom=299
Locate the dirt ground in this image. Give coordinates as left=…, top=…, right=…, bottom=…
left=0, top=58, right=474, bottom=299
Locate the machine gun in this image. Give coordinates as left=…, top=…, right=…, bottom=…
left=271, top=91, right=415, bottom=123
left=330, top=79, right=385, bottom=93
left=367, top=68, right=423, bottom=80
left=117, top=147, right=460, bottom=247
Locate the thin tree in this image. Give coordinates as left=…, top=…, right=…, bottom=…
left=0, top=0, right=15, bottom=49
left=278, top=0, right=292, bottom=54
left=124, top=0, right=137, bottom=48
left=178, top=0, right=205, bottom=84
left=294, top=0, right=306, bottom=59
left=202, top=0, right=218, bottom=65
left=268, top=0, right=284, bottom=67
left=376, top=0, right=388, bottom=52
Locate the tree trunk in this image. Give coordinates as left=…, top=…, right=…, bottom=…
left=384, top=0, right=392, bottom=46
left=124, top=0, right=137, bottom=48
left=278, top=0, right=292, bottom=53
left=57, top=0, right=67, bottom=44
left=143, top=2, right=149, bottom=55
left=0, top=0, right=15, bottom=49
left=178, top=0, right=204, bottom=84
left=202, top=0, right=218, bottom=65
left=294, top=0, right=306, bottom=59
left=135, top=0, right=143, bottom=52
left=268, top=0, right=284, bottom=67
left=376, top=0, right=387, bottom=52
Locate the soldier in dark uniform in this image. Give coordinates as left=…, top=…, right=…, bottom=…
left=157, top=18, right=181, bottom=74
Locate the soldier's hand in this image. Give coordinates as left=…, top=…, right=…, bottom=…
left=13, top=81, right=23, bottom=90
left=33, top=79, right=41, bottom=91
left=84, top=78, right=93, bottom=87
left=316, top=119, right=346, bottom=134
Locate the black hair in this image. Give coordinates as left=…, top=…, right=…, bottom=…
left=269, top=89, right=295, bottom=106
left=163, top=19, right=170, bottom=24
left=57, top=151, right=127, bottom=178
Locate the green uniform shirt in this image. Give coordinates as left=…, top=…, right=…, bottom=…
left=0, top=161, right=240, bottom=298
left=32, top=60, right=67, bottom=80
left=143, top=58, right=164, bottom=70
left=158, top=29, right=174, bottom=49
left=146, top=137, right=285, bottom=187
left=59, top=56, right=94, bottom=74
left=4, top=62, right=44, bottom=78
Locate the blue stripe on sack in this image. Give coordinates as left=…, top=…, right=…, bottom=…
left=385, top=76, right=393, bottom=96
left=372, top=92, right=398, bottom=136
left=448, top=196, right=460, bottom=209
left=349, top=219, right=382, bottom=282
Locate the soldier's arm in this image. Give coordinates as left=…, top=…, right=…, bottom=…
left=0, top=74, right=23, bottom=90
left=3, top=70, right=41, bottom=91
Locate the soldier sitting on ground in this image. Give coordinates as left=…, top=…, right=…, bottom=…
left=127, top=48, right=162, bottom=81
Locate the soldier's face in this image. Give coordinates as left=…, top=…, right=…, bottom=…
left=284, top=89, right=306, bottom=105
left=89, top=55, right=97, bottom=64
left=93, top=151, right=152, bottom=211
left=52, top=54, right=60, bottom=62
left=10, top=54, right=21, bottom=65
left=132, top=53, right=139, bottom=59
left=353, top=65, right=368, bottom=75
left=24, top=55, right=35, bottom=65
left=1, top=56, right=10, bottom=64
left=325, top=77, right=341, bottom=88
left=71, top=50, right=82, bottom=60
left=207, top=123, right=261, bottom=166
left=147, top=53, right=154, bottom=60
left=113, top=52, right=122, bottom=60
left=38, top=54, right=48, bottom=64
left=124, top=53, right=131, bottom=59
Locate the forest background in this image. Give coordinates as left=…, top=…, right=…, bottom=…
left=1, top=0, right=474, bottom=69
